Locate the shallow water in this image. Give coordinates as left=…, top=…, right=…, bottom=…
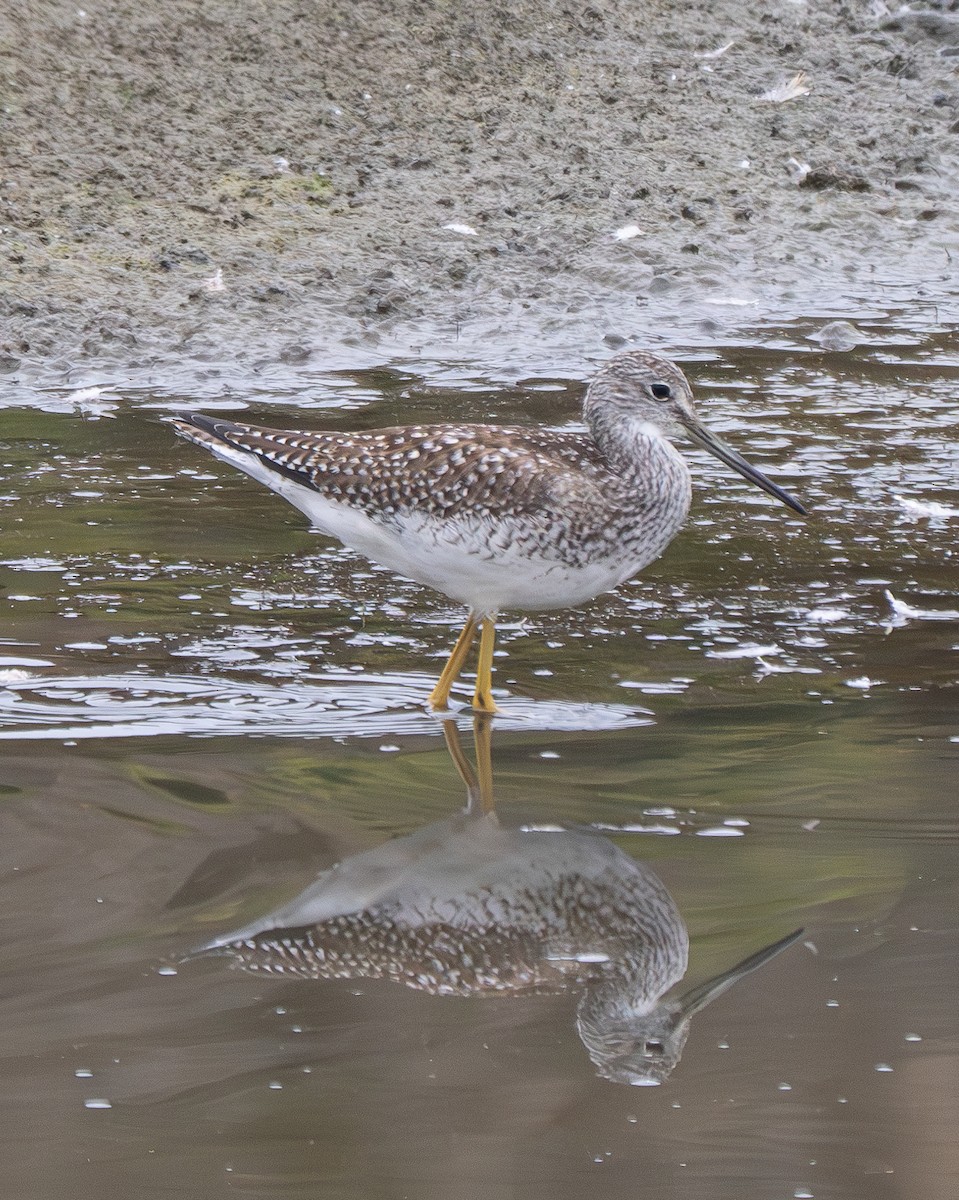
left=2, top=321, right=958, bottom=1198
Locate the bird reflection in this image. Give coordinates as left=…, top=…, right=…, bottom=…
left=195, top=716, right=801, bottom=1086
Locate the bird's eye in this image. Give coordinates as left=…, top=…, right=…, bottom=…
left=644, top=1039, right=665, bottom=1055
left=650, top=383, right=672, bottom=401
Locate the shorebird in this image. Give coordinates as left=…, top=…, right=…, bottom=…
left=192, top=715, right=803, bottom=1086
left=171, top=351, right=805, bottom=711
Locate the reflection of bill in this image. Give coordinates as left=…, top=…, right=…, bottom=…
left=194, top=719, right=801, bottom=1087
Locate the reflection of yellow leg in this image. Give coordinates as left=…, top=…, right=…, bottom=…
left=441, top=715, right=496, bottom=816
left=428, top=612, right=478, bottom=710
left=442, top=717, right=478, bottom=807
left=473, top=712, right=494, bottom=814
left=472, top=616, right=499, bottom=713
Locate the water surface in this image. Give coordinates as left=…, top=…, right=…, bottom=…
left=1, top=320, right=958, bottom=1198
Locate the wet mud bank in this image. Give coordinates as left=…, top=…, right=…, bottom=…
left=2, top=0, right=959, bottom=396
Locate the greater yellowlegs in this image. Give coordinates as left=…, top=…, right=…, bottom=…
left=193, top=715, right=803, bottom=1086
left=171, top=351, right=805, bottom=711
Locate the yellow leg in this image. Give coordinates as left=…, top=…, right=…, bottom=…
left=472, top=616, right=499, bottom=714
left=428, top=612, right=478, bottom=710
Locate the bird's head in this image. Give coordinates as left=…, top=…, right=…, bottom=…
left=577, top=928, right=805, bottom=1087
left=584, top=351, right=807, bottom=515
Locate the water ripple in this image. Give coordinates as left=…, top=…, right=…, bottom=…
left=0, top=671, right=652, bottom=741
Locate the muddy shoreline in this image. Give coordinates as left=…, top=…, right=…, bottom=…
left=2, top=0, right=959, bottom=398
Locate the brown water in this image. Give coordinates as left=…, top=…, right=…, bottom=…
left=2, top=323, right=958, bottom=1198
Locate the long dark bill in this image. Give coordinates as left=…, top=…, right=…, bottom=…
left=675, top=928, right=805, bottom=1019
left=684, top=420, right=807, bottom=515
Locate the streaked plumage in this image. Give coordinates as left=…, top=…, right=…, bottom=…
left=171, top=351, right=805, bottom=710
left=194, top=795, right=802, bottom=1086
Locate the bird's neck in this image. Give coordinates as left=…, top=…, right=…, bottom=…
left=586, top=403, right=687, bottom=490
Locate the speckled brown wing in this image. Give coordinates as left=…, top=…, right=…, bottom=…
left=209, top=916, right=571, bottom=996
left=170, top=414, right=620, bottom=528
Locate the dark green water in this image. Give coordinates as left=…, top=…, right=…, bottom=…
left=1, top=324, right=958, bottom=1198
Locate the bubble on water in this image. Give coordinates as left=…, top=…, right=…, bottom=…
left=809, top=320, right=861, bottom=351
left=268, top=1081, right=283, bottom=1090
left=806, top=607, right=850, bottom=624
left=778, top=1082, right=792, bottom=1091
left=875, top=1063, right=894, bottom=1073
left=708, top=641, right=782, bottom=659
left=84, top=1098, right=112, bottom=1109
left=74, top=1068, right=93, bottom=1078
left=904, top=1033, right=922, bottom=1042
